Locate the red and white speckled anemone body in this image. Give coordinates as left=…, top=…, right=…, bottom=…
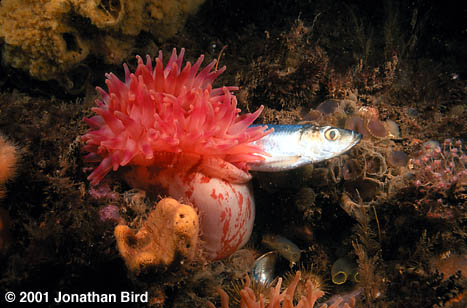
left=82, top=49, right=270, bottom=260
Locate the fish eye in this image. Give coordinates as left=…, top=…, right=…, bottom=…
left=325, top=128, right=340, bottom=141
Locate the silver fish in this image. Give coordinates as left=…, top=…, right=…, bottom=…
left=249, top=124, right=362, bottom=171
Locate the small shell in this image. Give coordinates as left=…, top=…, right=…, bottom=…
left=252, top=251, right=279, bottom=285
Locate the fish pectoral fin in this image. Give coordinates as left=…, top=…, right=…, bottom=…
left=250, top=156, right=303, bottom=171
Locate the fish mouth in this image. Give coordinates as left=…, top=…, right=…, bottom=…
left=352, top=132, right=363, bottom=146
left=342, top=131, right=362, bottom=153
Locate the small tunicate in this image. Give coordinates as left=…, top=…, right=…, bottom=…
left=262, top=234, right=301, bottom=266
left=342, top=159, right=363, bottom=181
left=340, top=192, right=361, bottom=219
left=227, top=249, right=257, bottom=277
left=387, top=150, right=409, bottom=167
left=385, top=119, right=400, bottom=138
left=316, top=99, right=339, bottom=115
left=285, top=224, right=314, bottom=242
left=345, top=116, right=370, bottom=138
left=365, top=152, right=387, bottom=176
left=301, top=164, right=314, bottom=182
left=342, top=100, right=357, bottom=115
left=295, top=187, right=316, bottom=212
left=304, top=109, right=322, bottom=122
left=331, top=256, right=358, bottom=285
left=344, top=178, right=382, bottom=202
left=366, top=118, right=387, bottom=138
left=358, top=106, right=379, bottom=119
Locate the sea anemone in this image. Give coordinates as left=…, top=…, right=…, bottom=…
left=283, top=267, right=327, bottom=303
left=82, top=49, right=271, bottom=259
left=82, top=48, right=270, bottom=185
left=207, top=271, right=327, bottom=308
left=208, top=271, right=355, bottom=308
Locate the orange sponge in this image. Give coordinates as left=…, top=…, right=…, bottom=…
left=114, top=197, right=199, bottom=273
